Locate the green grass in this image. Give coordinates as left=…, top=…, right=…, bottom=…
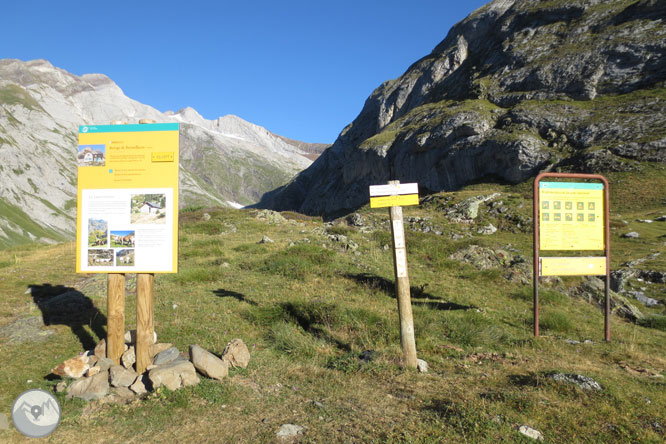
left=0, top=174, right=664, bottom=443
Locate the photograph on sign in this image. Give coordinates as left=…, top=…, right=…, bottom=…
left=76, top=123, right=179, bottom=273
left=538, top=182, right=604, bottom=250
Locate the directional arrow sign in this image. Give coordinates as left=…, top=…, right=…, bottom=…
left=369, top=182, right=419, bottom=208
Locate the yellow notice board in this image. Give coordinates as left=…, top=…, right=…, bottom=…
left=76, top=123, right=179, bottom=273
left=370, top=194, right=419, bottom=208
left=539, top=182, right=604, bottom=250
left=541, top=257, right=607, bottom=276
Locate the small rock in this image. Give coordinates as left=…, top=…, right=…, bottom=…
left=628, top=291, right=660, bottom=307
left=477, top=223, right=497, bottom=235
left=55, top=381, right=68, bottom=393
left=109, top=387, right=135, bottom=400
left=622, top=232, right=640, bottom=239
left=656, top=215, right=666, bottom=222
left=86, top=366, right=101, bottom=377
left=276, top=424, right=305, bottom=439
left=122, top=346, right=136, bottom=369
left=94, top=338, right=106, bottom=358
left=550, top=373, right=603, bottom=391
left=149, top=360, right=200, bottom=391
left=417, top=359, right=429, bottom=373
left=149, top=342, right=174, bottom=360
left=258, top=235, right=274, bottom=244
left=67, top=370, right=110, bottom=401
left=110, top=365, right=139, bottom=388
left=51, top=355, right=89, bottom=379
left=519, top=425, right=543, bottom=441
left=153, top=346, right=180, bottom=366
left=637, top=219, right=653, bottom=223
left=129, top=375, right=148, bottom=395
left=202, top=213, right=211, bottom=221
left=87, top=355, right=99, bottom=367
left=95, top=357, right=115, bottom=372
left=0, top=413, right=8, bottom=430
left=346, top=213, right=366, bottom=227
left=222, top=339, right=250, bottom=369
left=190, top=344, right=229, bottom=380
left=124, top=330, right=157, bottom=345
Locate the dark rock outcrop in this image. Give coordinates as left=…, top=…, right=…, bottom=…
left=258, top=0, right=666, bottom=215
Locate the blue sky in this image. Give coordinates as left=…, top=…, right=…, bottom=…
left=2, top=0, right=488, bottom=143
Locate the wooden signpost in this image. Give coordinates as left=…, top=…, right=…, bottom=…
left=370, top=180, right=419, bottom=368
left=533, top=172, right=611, bottom=341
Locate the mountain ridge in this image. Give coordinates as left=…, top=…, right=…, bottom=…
left=0, top=58, right=326, bottom=247
left=257, top=0, right=666, bottom=216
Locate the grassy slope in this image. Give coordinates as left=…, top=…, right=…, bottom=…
left=0, top=165, right=664, bottom=443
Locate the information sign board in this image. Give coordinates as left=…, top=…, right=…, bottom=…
left=76, top=123, right=179, bottom=273
left=369, top=182, right=419, bottom=208
left=540, top=257, right=607, bottom=276
left=538, top=182, right=604, bottom=250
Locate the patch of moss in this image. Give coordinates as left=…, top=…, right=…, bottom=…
left=0, top=84, right=43, bottom=111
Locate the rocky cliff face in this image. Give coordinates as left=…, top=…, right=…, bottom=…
left=259, top=0, right=666, bottom=215
left=0, top=59, right=323, bottom=246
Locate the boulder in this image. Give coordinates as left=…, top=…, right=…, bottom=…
left=51, top=355, right=89, bottom=379
left=222, top=339, right=251, bottom=369
left=148, top=360, right=200, bottom=391
left=190, top=345, right=229, bottom=380
left=110, top=365, right=139, bottom=388
left=153, top=346, right=180, bottom=366
left=110, top=386, right=135, bottom=399
left=130, top=375, right=148, bottom=395
left=150, top=343, right=174, bottom=360
left=66, top=370, right=109, bottom=401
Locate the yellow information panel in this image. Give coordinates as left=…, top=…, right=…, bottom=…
left=540, top=257, right=607, bottom=276
left=370, top=194, right=419, bottom=208
left=539, top=182, right=604, bottom=250
left=76, top=123, right=179, bottom=273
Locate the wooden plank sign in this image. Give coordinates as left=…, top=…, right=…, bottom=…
left=369, top=182, right=419, bottom=208
left=369, top=181, right=419, bottom=369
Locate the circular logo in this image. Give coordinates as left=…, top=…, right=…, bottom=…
left=81, top=126, right=89, bottom=133
left=11, top=389, right=61, bottom=438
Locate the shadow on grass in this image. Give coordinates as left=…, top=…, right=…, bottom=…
left=412, top=300, right=476, bottom=311
left=28, top=283, right=106, bottom=351
left=280, top=302, right=352, bottom=352
left=344, top=273, right=444, bottom=300
left=212, top=288, right=258, bottom=306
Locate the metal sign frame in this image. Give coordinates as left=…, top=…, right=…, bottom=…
left=533, top=172, right=611, bottom=341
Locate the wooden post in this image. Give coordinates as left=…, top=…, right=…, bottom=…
left=388, top=180, right=418, bottom=368
left=134, top=119, right=157, bottom=374
left=135, top=273, right=155, bottom=373
left=107, top=273, right=125, bottom=364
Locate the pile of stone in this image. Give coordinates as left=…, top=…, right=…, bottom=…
left=51, top=331, right=250, bottom=402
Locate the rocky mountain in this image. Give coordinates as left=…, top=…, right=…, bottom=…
left=258, top=0, right=666, bottom=216
left=0, top=59, right=325, bottom=247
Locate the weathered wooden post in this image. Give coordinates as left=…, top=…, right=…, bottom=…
left=107, top=273, right=125, bottom=364
left=370, top=180, right=419, bottom=368
left=136, top=272, right=154, bottom=373
left=135, top=118, right=157, bottom=374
